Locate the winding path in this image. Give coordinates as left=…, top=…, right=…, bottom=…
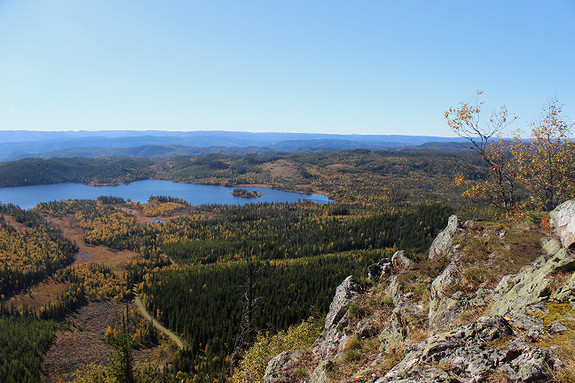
left=133, top=289, right=185, bottom=349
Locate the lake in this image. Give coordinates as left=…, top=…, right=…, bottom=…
left=0, top=179, right=330, bottom=210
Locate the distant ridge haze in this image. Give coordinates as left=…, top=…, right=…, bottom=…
left=0, top=131, right=465, bottom=161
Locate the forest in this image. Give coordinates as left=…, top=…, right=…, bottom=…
left=0, top=149, right=484, bottom=205
left=0, top=149, right=474, bottom=382
left=0, top=316, right=60, bottom=383
left=0, top=204, right=77, bottom=299
left=29, top=198, right=451, bottom=381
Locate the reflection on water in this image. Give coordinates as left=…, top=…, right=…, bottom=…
left=78, top=251, right=93, bottom=259
left=147, top=219, right=166, bottom=224
left=0, top=179, right=331, bottom=210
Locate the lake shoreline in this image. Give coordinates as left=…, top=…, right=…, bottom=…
left=0, top=179, right=331, bottom=210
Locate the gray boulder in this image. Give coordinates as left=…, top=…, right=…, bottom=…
left=378, top=310, right=407, bottom=353
left=324, top=276, right=361, bottom=329
left=263, top=350, right=303, bottom=383
left=391, top=250, right=414, bottom=273
left=428, top=215, right=461, bottom=261
left=553, top=271, right=575, bottom=304
left=550, top=199, right=575, bottom=248
left=309, top=361, right=332, bottom=383
left=548, top=320, right=569, bottom=334
left=311, top=276, right=363, bottom=362
left=428, top=261, right=462, bottom=328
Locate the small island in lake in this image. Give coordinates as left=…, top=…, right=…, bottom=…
left=231, top=188, right=263, bottom=199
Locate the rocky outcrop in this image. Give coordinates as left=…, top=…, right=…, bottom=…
left=376, top=317, right=555, bottom=383
left=263, top=209, right=575, bottom=383
left=368, top=258, right=391, bottom=280
left=428, top=215, right=461, bottom=261
left=390, top=250, right=413, bottom=273
left=554, top=271, right=575, bottom=306
left=263, top=277, right=364, bottom=382
left=368, top=251, right=413, bottom=280
left=491, top=238, right=575, bottom=317
left=263, top=350, right=304, bottom=383
left=312, top=276, right=363, bottom=362
left=428, top=261, right=462, bottom=328
left=324, top=276, right=361, bottom=330
left=550, top=199, right=575, bottom=248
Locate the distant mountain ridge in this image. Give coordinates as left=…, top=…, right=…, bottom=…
left=0, top=131, right=464, bottom=160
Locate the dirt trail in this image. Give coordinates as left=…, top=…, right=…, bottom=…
left=133, top=290, right=185, bottom=349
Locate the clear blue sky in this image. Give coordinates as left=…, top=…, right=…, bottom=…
left=0, top=1, right=573, bottom=136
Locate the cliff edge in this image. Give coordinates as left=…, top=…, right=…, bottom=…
left=264, top=201, right=575, bottom=383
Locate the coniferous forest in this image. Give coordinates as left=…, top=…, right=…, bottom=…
left=0, top=150, right=472, bottom=382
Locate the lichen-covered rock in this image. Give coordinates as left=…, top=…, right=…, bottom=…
left=491, top=238, right=575, bottom=316
left=548, top=320, right=569, bottom=334
left=428, top=262, right=462, bottom=328
left=312, top=311, right=353, bottom=362
left=309, top=361, right=332, bottom=383
left=550, top=199, right=575, bottom=248
left=391, top=250, right=414, bottom=273
left=263, top=350, right=303, bottom=383
left=506, top=311, right=545, bottom=340
left=309, top=276, right=363, bottom=363
left=428, top=215, right=460, bottom=261
left=324, top=276, right=361, bottom=329
left=498, top=338, right=555, bottom=383
left=376, top=317, right=554, bottom=383
left=263, top=216, right=573, bottom=383
left=378, top=310, right=406, bottom=353
left=553, top=271, right=575, bottom=304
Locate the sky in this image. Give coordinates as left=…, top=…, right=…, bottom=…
left=0, top=1, right=574, bottom=136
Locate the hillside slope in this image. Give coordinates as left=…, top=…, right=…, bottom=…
left=260, top=201, right=575, bottom=383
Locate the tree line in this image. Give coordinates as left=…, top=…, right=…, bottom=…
left=1, top=149, right=481, bottom=205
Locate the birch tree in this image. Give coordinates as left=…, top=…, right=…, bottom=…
left=445, top=91, right=519, bottom=213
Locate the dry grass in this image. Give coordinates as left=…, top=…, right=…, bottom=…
left=47, top=214, right=140, bottom=273
left=405, top=327, right=430, bottom=345
left=375, top=348, right=405, bottom=372
left=2, top=214, right=28, bottom=232
left=486, top=371, right=514, bottom=383
left=449, top=221, right=543, bottom=293
left=486, top=336, right=512, bottom=350
left=342, top=335, right=363, bottom=362
left=544, top=331, right=575, bottom=383
left=529, top=304, right=575, bottom=383
left=7, top=278, right=72, bottom=310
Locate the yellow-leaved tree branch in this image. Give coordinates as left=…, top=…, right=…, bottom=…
left=447, top=92, right=575, bottom=214
left=514, top=97, right=575, bottom=211
left=445, top=91, right=519, bottom=214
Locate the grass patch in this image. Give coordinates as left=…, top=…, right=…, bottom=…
left=342, top=335, right=363, bottom=362
left=530, top=304, right=575, bottom=383
left=450, top=221, right=543, bottom=292
left=528, top=303, right=575, bottom=327
left=486, top=370, right=514, bottom=383
left=376, top=348, right=405, bottom=372
left=541, top=330, right=575, bottom=383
